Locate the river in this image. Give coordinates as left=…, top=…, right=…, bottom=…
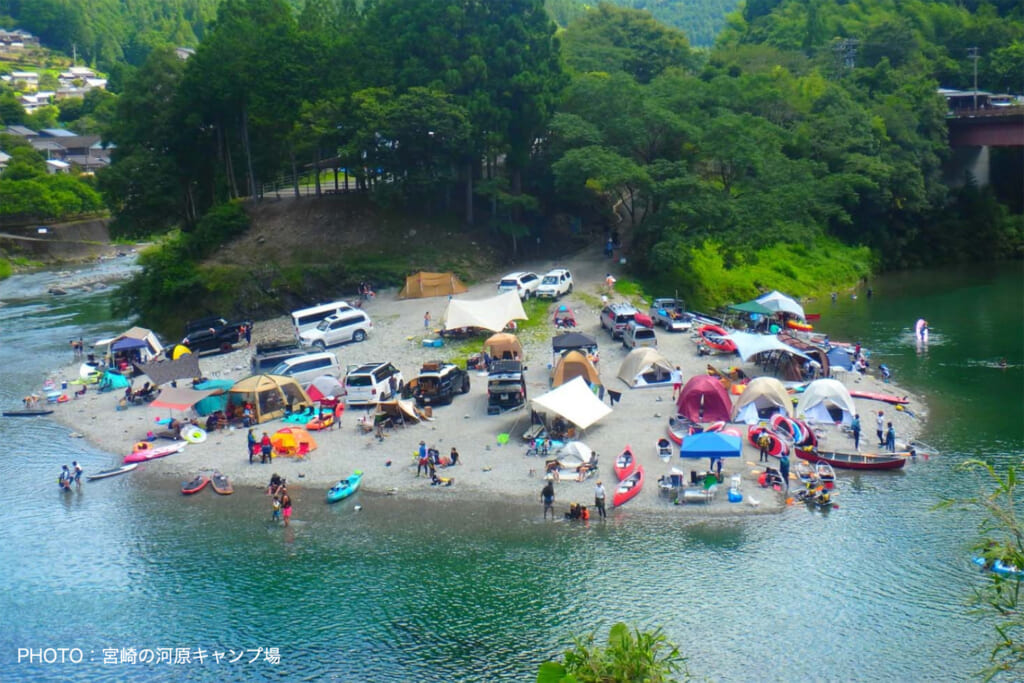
left=1, top=260, right=1021, bottom=681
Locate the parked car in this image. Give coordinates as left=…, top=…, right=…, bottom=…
left=271, top=352, right=341, bottom=386
left=413, top=361, right=470, bottom=406
left=497, top=271, right=541, bottom=300
left=650, top=298, right=692, bottom=332
left=251, top=340, right=307, bottom=374
left=622, top=320, right=658, bottom=350
left=181, top=316, right=253, bottom=353
left=487, top=360, right=527, bottom=414
left=344, top=362, right=403, bottom=406
left=299, top=311, right=372, bottom=350
left=535, top=268, right=574, bottom=299
left=599, top=302, right=639, bottom=339
left=290, top=301, right=355, bottom=338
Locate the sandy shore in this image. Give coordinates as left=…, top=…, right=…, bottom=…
left=46, top=247, right=926, bottom=515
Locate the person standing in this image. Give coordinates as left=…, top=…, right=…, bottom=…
left=671, top=366, right=683, bottom=400
left=779, top=454, right=790, bottom=491
left=423, top=311, right=431, bottom=330
left=593, top=481, right=607, bottom=520
left=247, top=428, right=258, bottom=464
left=260, top=432, right=273, bottom=464
left=72, top=461, right=83, bottom=488
left=417, top=441, right=429, bottom=477
left=886, top=422, right=896, bottom=452
left=244, top=324, right=252, bottom=346
left=876, top=410, right=885, bottom=447
left=758, top=432, right=770, bottom=463
left=541, top=480, right=555, bottom=520
left=280, top=488, right=292, bottom=527
left=851, top=414, right=861, bottom=451
left=58, top=465, right=71, bottom=491
left=271, top=493, right=282, bottom=522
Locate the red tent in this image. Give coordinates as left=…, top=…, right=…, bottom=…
left=676, top=375, right=732, bottom=424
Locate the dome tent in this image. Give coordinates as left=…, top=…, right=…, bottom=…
left=730, top=376, right=792, bottom=424
left=676, top=375, right=732, bottom=423
left=228, top=374, right=310, bottom=424
left=551, top=350, right=600, bottom=388
left=795, top=378, right=858, bottom=425
left=617, top=348, right=673, bottom=389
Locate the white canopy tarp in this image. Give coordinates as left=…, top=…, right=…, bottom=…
left=442, top=290, right=528, bottom=333
left=795, top=378, right=857, bottom=425
left=756, top=290, right=805, bottom=319
left=727, top=331, right=811, bottom=362
left=531, top=376, right=612, bottom=430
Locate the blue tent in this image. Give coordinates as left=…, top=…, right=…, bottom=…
left=679, top=431, right=742, bottom=459
left=111, top=337, right=149, bottom=351
left=827, top=346, right=854, bottom=371
left=98, top=369, right=131, bottom=391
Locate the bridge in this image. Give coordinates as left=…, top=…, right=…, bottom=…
left=940, top=89, right=1023, bottom=187
left=946, top=109, right=1024, bottom=147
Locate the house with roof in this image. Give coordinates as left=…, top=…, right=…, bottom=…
left=30, top=134, right=112, bottom=172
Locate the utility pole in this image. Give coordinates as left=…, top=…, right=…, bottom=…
left=968, top=47, right=980, bottom=110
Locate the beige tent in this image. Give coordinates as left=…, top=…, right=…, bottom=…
left=551, top=350, right=601, bottom=388
left=398, top=271, right=468, bottom=299
left=484, top=333, right=524, bottom=361
left=730, top=376, right=793, bottom=424
left=617, top=348, right=673, bottom=389
left=227, top=374, right=310, bottom=424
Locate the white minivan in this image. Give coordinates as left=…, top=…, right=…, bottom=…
left=291, top=301, right=354, bottom=338
left=271, top=352, right=341, bottom=386
left=299, top=311, right=373, bottom=350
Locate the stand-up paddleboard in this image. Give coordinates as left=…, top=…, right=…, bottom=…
left=123, top=442, right=186, bottom=464
left=181, top=474, right=210, bottom=495
left=86, top=463, right=139, bottom=481
left=211, top=472, right=234, bottom=495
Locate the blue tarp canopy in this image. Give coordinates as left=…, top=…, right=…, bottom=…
left=679, top=431, right=742, bottom=459
left=111, top=337, right=148, bottom=351
left=193, top=379, right=235, bottom=416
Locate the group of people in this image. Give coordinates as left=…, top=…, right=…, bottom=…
left=416, top=441, right=460, bottom=485
left=248, top=429, right=274, bottom=464
left=58, top=462, right=83, bottom=491
left=266, top=474, right=292, bottom=526
left=540, top=479, right=608, bottom=520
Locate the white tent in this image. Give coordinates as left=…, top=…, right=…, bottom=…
left=617, top=347, right=673, bottom=389
left=442, top=290, right=528, bottom=333
left=555, top=441, right=594, bottom=469
left=730, top=376, right=793, bottom=424
left=531, top=376, right=612, bottom=430
left=795, top=378, right=858, bottom=425
left=756, top=290, right=805, bottom=319
left=727, top=331, right=811, bottom=362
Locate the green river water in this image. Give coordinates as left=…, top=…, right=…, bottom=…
left=0, top=260, right=1021, bottom=682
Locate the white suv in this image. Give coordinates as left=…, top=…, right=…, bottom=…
left=497, top=271, right=540, bottom=299
left=299, top=311, right=372, bottom=350
left=536, top=268, right=573, bottom=299
left=344, top=362, right=403, bottom=406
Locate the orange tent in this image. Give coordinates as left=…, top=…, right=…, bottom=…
left=271, top=427, right=317, bottom=457
left=398, top=271, right=468, bottom=299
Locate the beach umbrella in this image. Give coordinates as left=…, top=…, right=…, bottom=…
left=756, top=291, right=805, bottom=319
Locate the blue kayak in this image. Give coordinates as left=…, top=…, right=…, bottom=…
left=973, top=556, right=1023, bottom=577
left=326, top=470, right=363, bottom=504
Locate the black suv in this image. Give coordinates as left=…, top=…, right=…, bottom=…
left=182, top=316, right=253, bottom=353
left=413, top=361, right=470, bottom=406
left=487, top=360, right=526, bottom=414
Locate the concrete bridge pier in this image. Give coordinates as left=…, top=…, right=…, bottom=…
left=944, top=145, right=990, bottom=188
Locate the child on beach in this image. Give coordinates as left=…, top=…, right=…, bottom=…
left=272, top=494, right=282, bottom=522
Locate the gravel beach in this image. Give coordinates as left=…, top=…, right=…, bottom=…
left=46, top=247, right=926, bottom=516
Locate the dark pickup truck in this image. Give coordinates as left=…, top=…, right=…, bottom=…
left=250, top=340, right=306, bottom=374
left=182, top=316, right=253, bottom=353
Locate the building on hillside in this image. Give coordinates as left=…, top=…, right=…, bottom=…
left=19, top=91, right=54, bottom=113
left=9, top=71, right=38, bottom=90
left=39, top=128, right=77, bottom=138
left=0, top=29, right=39, bottom=51
left=30, top=134, right=112, bottom=172
left=45, top=159, right=70, bottom=174
left=4, top=125, right=39, bottom=139
left=175, top=47, right=196, bottom=60
left=0, top=151, right=11, bottom=174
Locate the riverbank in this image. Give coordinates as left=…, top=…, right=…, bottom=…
left=44, top=246, right=926, bottom=515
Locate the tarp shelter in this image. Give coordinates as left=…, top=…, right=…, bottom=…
left=730, top=376, right=793, bottom=424
left=795, top=378, right=858, bottom=425
left=306, top=375, right=345, bottom=403
left=617, top=348, right=673, bottom=389
left=777, top=332, right=830, bottom=380
left=398, top=271, right=468, bottom=299
left=551, top=350, right=601, bottom=388
left=374, top=399, right=421, bottom=425
left=727, top=331, right=811, bottom=363
left=443, top=291, right=528, bottom=333
left=134, top=354, right=201, bottom=386
left=271, top=427, right=317, bottom=456
left=95, top=326, right=163, bottom=363
left=484, top=333, right=524, bottom=361
left=532, top=376, right=612, bottom=430
left=227, top=374, right=310, bottom=424
left=552, top=332, right=597, bottom=353
left=680, top=431, right=742, bottom=459
left=729, top=300, right=774, bottom=315
left=827, top=346, right=854, bottom=372
left=192, top=379, right=234, bottom=416
left=150, top=386, right=221, bottom=411
left=676, top=375, right=732, bottom=423
left=756, top=290, right=805, bottom=319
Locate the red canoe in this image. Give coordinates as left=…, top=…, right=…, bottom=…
left=124, top=442, right=187, bottom=464
left=796, top=448, right=907, bottom=470
left=181, top=474, right=210, bottom=495
left=748, top=425, right=789, bottom=458
left=697, top=325, right=736, bottom=353
left=614, top=445, right=637, bottom=481
left=613, top=466, right=645, bottom=507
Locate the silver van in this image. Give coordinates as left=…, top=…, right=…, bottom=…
left=270, top=352, right=340, bottom=386
left=622, top=320, right=657, bottom=350
left=291, top=301, right=354, bottom=338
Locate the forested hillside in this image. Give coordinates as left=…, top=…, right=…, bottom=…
left=547, top=0, right=741, bottom=47
left=14, top=0, right=1013, bottom=320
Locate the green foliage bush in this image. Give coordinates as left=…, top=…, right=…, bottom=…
left=537, top=622, right=688, bottom=682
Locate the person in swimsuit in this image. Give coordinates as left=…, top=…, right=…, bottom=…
left=280, top=488, right=292, bottom=527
